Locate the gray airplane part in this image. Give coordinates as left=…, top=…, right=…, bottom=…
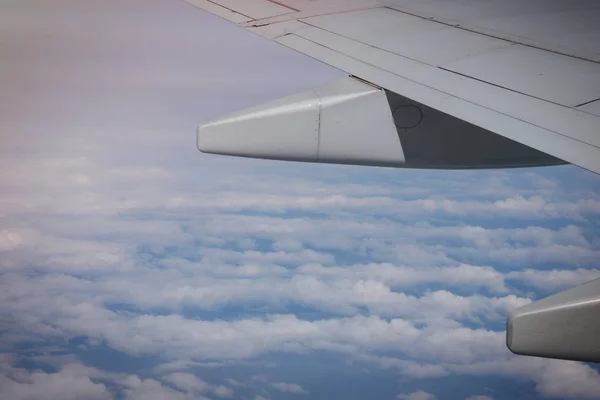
left=508, top=278, right=600, bottom=363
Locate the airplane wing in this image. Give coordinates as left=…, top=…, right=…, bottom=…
left=187, top=0, right=600, bottom=174
left=185, top=0, right=600, bottom=362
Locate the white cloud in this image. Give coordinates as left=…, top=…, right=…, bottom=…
left=354, top=354, right=450, bottom=378
left=297, top=263, right=509, bottom=293
left=465, top=396, right=493, bottom=400
left=213, top=385, right=234, bottom=398
left=152, top=360, right=206, bottom=374
left=398, top=390, right=437, bottom=400
left=0, top=357, right=234, bottom=400
left=226, top=378, right=245, bottom=387
left=0, top=230, right=26, bottom=252
left=537, top=360, right=600, bottom=399
left=162, top=192, right=600, bottom=221
left=451, top=357, right=600, bottom=399
left=161, top=373, right=210, bottom=394
left=270, top=382, right=307, bottom=394
left=507, top=268, right=600, bottom=291
left=121, top=375, right=198, bottom=400
left=0, top=362, right=110, bottom=400
left=199, top=247, right=335, bottom=266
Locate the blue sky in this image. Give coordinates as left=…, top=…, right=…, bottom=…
left=1, top=0, right=600, bottom=399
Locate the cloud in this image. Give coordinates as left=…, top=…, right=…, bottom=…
left=397, top=390, right=437, bottom=400
left=0, top=357, right=234, bottom=400
left=0, top=361, right=109, bottom=400
left=452, top=357, right=600, bottom=399
left=213, top=385, right=235, bottom=398
left=199, top=247, right=335, bottom=266
left=270, top=382, right=307, bottom=394
left=162, top=191, right=600, bottom=221
left=297, top=263, right=509, bottom=293
left=121, top=376, right=196, bottom=400
left=161, top=373, right=210, bottom=394
left=537, top=360, right=600, bottom=399
left=226, top=378, right=245, bottom=387
left=0, top=230, right=25, bottom=252
left=507, top=268, right=600, bottom=291
left=465, top=396, right=493, bottom=400
left=1, top=267, right=529, bottom=363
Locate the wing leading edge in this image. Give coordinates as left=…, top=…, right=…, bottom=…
left=186, top=0, right=600, bottom=363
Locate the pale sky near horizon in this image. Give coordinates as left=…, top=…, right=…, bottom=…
left=2, top=0, right=600, bottom=399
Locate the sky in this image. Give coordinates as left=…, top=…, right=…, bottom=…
left=1, top=0, right=600, bottom=399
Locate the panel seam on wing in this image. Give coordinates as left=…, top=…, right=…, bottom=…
left=241, top=5, right=383, bottom=28
left=437, top=67, right=570, bottom=109
left=576, top=97, right=600, bottom=108
left=298, top=20, right=514, bottom=71
left=266, top=0, right=300, bottom=12
left=203, top=0, right=253, bottom=18
left=384, top=5, right=600, bottom=64
left=312, top=88, right=323, bottom=162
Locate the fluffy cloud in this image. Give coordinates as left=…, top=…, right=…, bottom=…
left=213, top=385, right=235, bottom=398
left=162, top=192, right=600, bottom=221
left=121, top=376, right=196, bottom=400
left=270, top=382, right=307, bottom=394
left=452, top=357, right=600, bottom=399
left=297, top=263, right=509, bottom=293
left=161, top=373, right=211, bottom=394
left=0, top=363, right=109, bottom=400
left=160, top=373, right=234, bottom=399
left=398, top=390, right=437, bottom=400
left=507, top=268, right=600, bottom=291
left=0, top=357, right=237, bottom=400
